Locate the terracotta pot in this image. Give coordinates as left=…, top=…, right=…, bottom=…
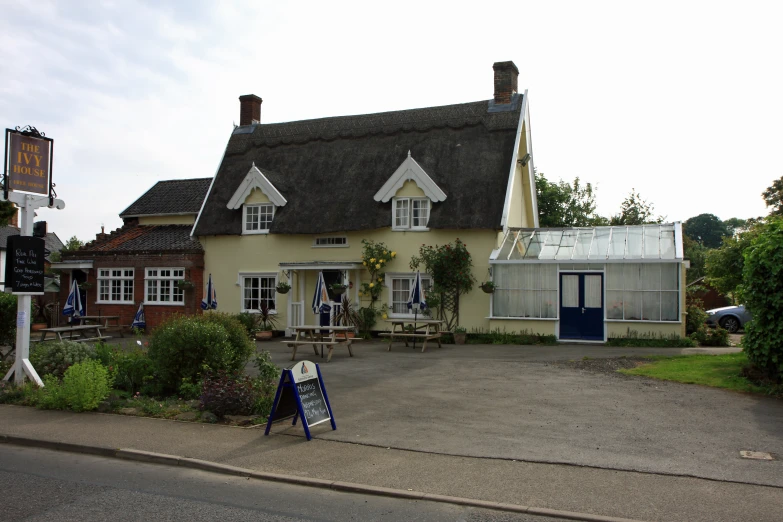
left=453, top=333, right=467, bottom=345
left=31, top=323, right=48, bottom=332
left=255, top=330, right=274, bottom=340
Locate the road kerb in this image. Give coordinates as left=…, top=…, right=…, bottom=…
left=1, top=435, right=648, bottom=522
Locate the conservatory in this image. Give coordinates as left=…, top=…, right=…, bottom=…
left=488, top=224, right=686, bottom=341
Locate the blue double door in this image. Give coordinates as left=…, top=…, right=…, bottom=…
left=559, top=273, right=604, bottom=341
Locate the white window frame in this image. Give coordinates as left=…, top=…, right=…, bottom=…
left=243, top=203, right=275, bottom=234
left=385, top=272, right=433, bottom=318
left=144, top=267, right=185, bottom=306
left=392, top=197, right=430, bottom=231
left=239, top=272, right=278, bottom=313
left=313, top=236, right=349, bottom=248
left=97, top=268, right=134, bottom=304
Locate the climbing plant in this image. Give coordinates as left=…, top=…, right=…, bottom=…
left=410, top=238, right=476, bottom=331
left=358, top=239, right=395, bottom=306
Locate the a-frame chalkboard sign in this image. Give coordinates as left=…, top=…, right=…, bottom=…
left=264, top=360, right=336, bottom=441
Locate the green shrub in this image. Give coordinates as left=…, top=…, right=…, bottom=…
left=465, top=328, right=558, bottom=345
left=234, top=312, right=257, bottom=337
left=30, top=341, right=95, bottom=379
left=741, top=218, right=783, bottom=381
left=690, top=326, right=731, bottom=347
left=38, top=360, right=112, bottom=412
left=178, top=378, right=201, bottom=400
left=0, top=293, right=17, bottom=348
left=686, top=304, right=708, bottom=335
left=606, top=330, right=696, bottom=348
left=111, top=349, right=155, bottom=394
left=0, top=380, right=39, bottom=405
left=148, top=313, right=254, bottom=394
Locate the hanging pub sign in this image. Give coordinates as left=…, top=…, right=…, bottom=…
left=3, top=126, right=54, bottom=198
left=265, top=360, right=336, bottom=441
left=4, top=235, right=45, bottom=295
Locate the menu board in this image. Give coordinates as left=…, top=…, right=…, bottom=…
left=265, top=360, right=335, bottom=440
left=4, top=235, right=45, bottom=294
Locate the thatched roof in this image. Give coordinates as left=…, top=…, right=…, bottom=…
left=194, top=96, right=522, bottom=236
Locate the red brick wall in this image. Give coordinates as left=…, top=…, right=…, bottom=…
left=59, top=252, right=205, bottom=331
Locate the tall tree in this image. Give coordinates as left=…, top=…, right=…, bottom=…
left=762, top=175, right=783, bottom=216
left=683, top=234, right=708, bottom=284
left=723, top=217, right=749, bottom=237
left=683, top=213, right=728, bottom=249
left=535, top=172, right=606, bottom=227
left=609, top=189, right=664, bottom=225
left=0, top=201, right=16, bottom=227
left=62, top=236, right=84, bottom=251
left=705, top=223, right=759, bottom=299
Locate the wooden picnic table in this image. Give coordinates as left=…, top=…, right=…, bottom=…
left=283, top=325, right=354, bottom=363
left=380, top=319, right=445, bottom=352
left=80, top=315, right=125, bottom=337
left=37, top=324, right=112, bottom=343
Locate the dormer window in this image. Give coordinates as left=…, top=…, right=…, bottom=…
left=374, top=152, right=446, bottom=232
left=227, top=163, right=287, bottom=236
left=244, top=203, right=274, bottom=233
left=394, top=197, right=430, bottom=230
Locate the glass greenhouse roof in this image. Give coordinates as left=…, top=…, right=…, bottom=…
left=491, top=224, right=683, bottom=262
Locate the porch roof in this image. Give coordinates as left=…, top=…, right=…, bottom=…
left=491, top=223, right=684, bottom=263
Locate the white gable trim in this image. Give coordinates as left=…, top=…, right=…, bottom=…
left=501, top=91, right=534, bottom=230
left=373, top=152, right=447, bottom=203
left=226, top=163, right=287, bottom=209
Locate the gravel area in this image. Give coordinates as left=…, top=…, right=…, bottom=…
left=549, top=356, right=652, bottom=376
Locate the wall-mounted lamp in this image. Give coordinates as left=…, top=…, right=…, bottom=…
left=517, top=153, right=531, bottom=167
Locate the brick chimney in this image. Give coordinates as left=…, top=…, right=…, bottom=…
left=239, top=94, right=263, bottom=126
left=493, top=61, right=519, bottom=105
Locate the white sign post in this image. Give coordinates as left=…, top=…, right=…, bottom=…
left=2, top=190, right=65, bottom=386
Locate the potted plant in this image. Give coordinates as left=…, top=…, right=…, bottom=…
left=330, top=282, right=348, bottom=296
left=333, top=295, right=359, bottom=337
left=78, top=281, right=94, bottom=291
left=253, top=301, right=279, bottom=340
left=276, top=281, right=291, bottom=294
left=479, top=281, right=496, bottom=294
left=453, top=326, right=467, bottom=345
left=176, top=280, right=195, bottom=291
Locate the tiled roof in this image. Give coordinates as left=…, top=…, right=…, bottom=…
left=120, top=178, right=212, bottom=217
left=75, top=225, right=203, bottom=254
left=194, top=96, right=523, bottom=236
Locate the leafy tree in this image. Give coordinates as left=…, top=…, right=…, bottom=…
left=762, top=176, right=783, bottom=216
left=410, top=239, right=476, bottom=331
left=62, top=236, right=84, bottom=251
left=741, top=217, right=783, bottom=380
left=609, top=189, right=664, bottom=225
left=683, top=234, right=708, bottom=284
left=705, top=225, right=759, bottom=300
left=683, top=213, right=728, bottom=249
left=0, top=201, right=16, bottom=227
left=723, top=217, right=749, bottom=237
left=535, top=172, right=606, bottom=227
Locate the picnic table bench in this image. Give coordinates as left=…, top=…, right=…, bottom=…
left=282, top=325, right=354, bottom=363
left=379, top=319, right=445, bottom=352
left=80, top=315, right=125, bottom=337
left=35, top=325, right=112, bottom=343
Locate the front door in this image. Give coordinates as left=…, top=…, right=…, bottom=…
left=559, top=273, right=604, bottom=341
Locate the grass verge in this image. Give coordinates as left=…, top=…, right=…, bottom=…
left=619, top=352, right=781, bottom=396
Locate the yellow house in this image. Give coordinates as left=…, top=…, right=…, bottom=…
left=192, top=61, right=537, bottom=336
left=191, top=60, right=687, bottom=341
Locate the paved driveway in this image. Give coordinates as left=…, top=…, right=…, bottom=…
left=260, top=340, right=783, bottom=487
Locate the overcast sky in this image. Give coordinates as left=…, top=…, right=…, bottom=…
left=2, top=0, right=781, bottom=242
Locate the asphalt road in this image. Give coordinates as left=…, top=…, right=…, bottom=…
left=0, top=444, right=564, bottom=522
